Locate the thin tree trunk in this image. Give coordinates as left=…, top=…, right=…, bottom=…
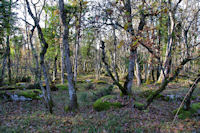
left=135, top=51, right=141, bottom=86
left=60, top=35, right=65, bottom=84
left=157, top=2, right=175, bottom=83
left=124, top=48, right=137, bottom=94
left=101, top=41, right=128, bottom=95
left=6, top=35, right=11, bottom=84
left=53, top=55, right=58, bottom=81
left=185, top=74, right=200, bottom=110
left=26, top=0, right=53, bottom=113
left=59, top=0, right=78, bottom=110
left=0, top=54, right=7, bottom=86
left=112, top=25, right=119, bottom=81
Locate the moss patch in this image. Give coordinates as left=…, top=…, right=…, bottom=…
left=134, top=102, right=146, bottom=110
left=56, top=84, right=68, bottom=90
left=93, top=95, right=122, bottom=111
left=173, top=102, right=200, bottom=119
left=16, top=89, right=42, bottom=99
left=94, top=80, right=108, bottom=85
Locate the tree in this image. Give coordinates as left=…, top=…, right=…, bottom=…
left=58, top=0, right=78, bottom=111
left=25, top=0, right=53, bottom=113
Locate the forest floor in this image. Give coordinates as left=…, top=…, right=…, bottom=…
left=0, top=74, right=200, bottom=133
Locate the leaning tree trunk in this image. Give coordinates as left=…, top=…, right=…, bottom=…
left=146, top=57, right=199, bottom=109
left=26, top=0, right=53, bottom=113
left=59, top=0, right=78, bottom=110
left=185, top=74, right=200, bottom=110
left=101, top=41, right=128, bottom=95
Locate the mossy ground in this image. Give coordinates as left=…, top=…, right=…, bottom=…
left=0, top=75, right=200, bottom=132
left=0, top=89, right=42, bottom=100
left=173, top=103, right=200, bottom=119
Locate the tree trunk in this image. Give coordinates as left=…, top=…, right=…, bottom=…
left=6, top=35, right=11, bottom=84
left=101, top=41, right=128, bottom=95
left=135, top=51, right=141, bottom=86
left=60, top=36, right=65, bottom=84
left=0, top=54, right=7, bottom=86
left=112, top=25, right=119, bottom=81
left=157, top=4, right=175, bottom=83
left=26, top=0, right=53, bottom=113
left=59, top=0, right=78, bottom=110
left=124, top=48, right=137, bottom=94
left=185, top=75, right=200, bottom=110
left=53, top=55, right=58, bottom=81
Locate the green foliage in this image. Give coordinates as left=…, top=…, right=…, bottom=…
left=93, top=95, right=122, bottom=111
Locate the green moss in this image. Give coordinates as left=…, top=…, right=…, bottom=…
left=94, top=80, right=108, bottom=84
left=64, top=105, right=70, bottom=112
left=16, top=89, right=42, bottom=99
left=120, top=92, right=124, bottom=97
left=140, top=90, right=167, bottom=101
left=93, top=95, right=122, bottom=111
left=191, top=102, right=200, bottom=111
left=178, top=111, right=191, bottom=119
left=56, top=84, right=68, bottom=90
left=134, top=102, right=145, bottom=110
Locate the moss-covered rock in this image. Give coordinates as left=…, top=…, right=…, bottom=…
left=93, top=95, right=122, bottom=111
left=173, top=102, right=200, bottom=119
left=15, top=89, right=42, bottom=99
left=134, top=102, right=146, bottom=110
left=0, top=89, right=42, bottom=100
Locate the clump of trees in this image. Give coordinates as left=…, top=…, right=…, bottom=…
left=0, top=0, right=199, bottom=113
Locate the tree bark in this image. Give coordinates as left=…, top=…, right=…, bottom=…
left=135, top=51, right=141, bottom=86
left=0, top=54, right=7, bottom=86
left=124, top=48, right=137, bottom=94
left=59, top=0, right=78, bottom=110
left=60, top=33, right=65, bottom=84
left=26, top=0, right=53, bottom=113
left=6, top=35, right=11, bottom=84
left=53, top=55, right=58, bottom=81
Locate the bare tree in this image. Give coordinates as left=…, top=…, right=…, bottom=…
left=58, top=0, right=78, bottom=110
